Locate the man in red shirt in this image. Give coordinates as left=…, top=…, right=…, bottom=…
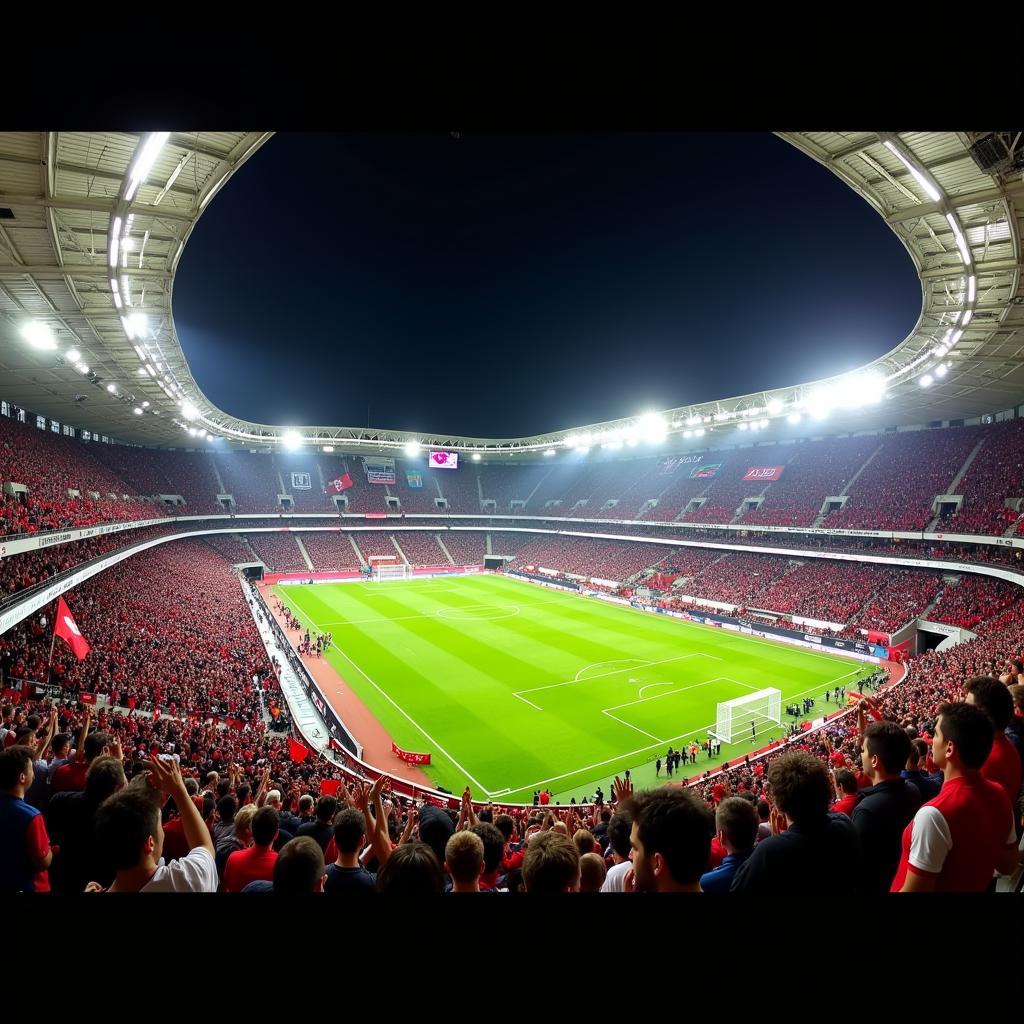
left=222, top=806, right=279, bottom=892
left=830, top=769, right=859, bottom=816
left=965, top=676, right=1022, bottom=804
left=892, top=703, right=1018, bottom=892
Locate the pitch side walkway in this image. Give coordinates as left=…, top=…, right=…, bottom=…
left=263, top=586, right=434, bottom=789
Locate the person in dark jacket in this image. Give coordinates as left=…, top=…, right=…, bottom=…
left=731, top=751, right=863, bottom=894
left=851, top=722, right=923, bottom=892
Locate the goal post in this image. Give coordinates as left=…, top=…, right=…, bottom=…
left=715, top=687, right=782, bottom=744
left=374, top=562, right=413, bottom=582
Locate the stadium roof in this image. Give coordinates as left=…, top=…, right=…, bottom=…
left=0, top=131, right=1021, bottom=457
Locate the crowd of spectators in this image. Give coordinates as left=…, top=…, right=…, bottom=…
left=351, top=532, right=403, bottom=564
left=392, top=532, right=447, bottom=565
left=822, top=428, right=979, bottom=531
left=756, top=560, right=881, bottom=624
left=245, top=534, right=308, bottom=573
left=739, top=436, right=880, bottom=528
left=926, top=575, right=1022, bottom=631
left=0, top=417, right=160, bottom=536
left=0, top=542, right=274, bottom=724
left=937, top=419, right=1024, bottom=537
left=301, top=532, right=361, bottom=571
left=0, top=525, right=177, bottom=602
left=854, top=569, right=944, bottom=637
left=509, top=538, right=677, bottom=583
left=437, top=532, right=486, bottom=565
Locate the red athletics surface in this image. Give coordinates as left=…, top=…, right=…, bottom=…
left=260, top=583, right=434, bottom=788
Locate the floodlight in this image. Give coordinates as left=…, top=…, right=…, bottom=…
left=322, top=445, right=335, bottom=453
left=882, top=141, right=941, bottom=202
left=807, top=388, right=831, bottom=420
left=206, top=435, right=214, bottom=442
left=683, top=430, right=693, bottom=439
left=22, top=322, right=57, bottom=350
left=282, top=430, right=302, bottom=450
left=106, top=383, right=117, bottom=394
left=759, top=419, right=769, bottom=429
left=180, top=400, right=198, bottom=420
left=767, top=398, right=783, bottom=416
left=65, top=348, right=81, bottom=363
left=127, top=132, right=170, bottom=197
left=404, top=440, right=421, bottom=457
left=188, top=427, right=197, bottom=436
left=576, top=446, right=591, bottom=455
left=935, top=363, right=948, bottom=377
left=920, top=374, right=934, bottom=388
left=472, top=452, right=481, bottom=461
left=687, top=416, right=701, bottom=427
left=127, top=313, right=149, bottom=339
left=787, top=412, right=802, bottom=425
left=636, top=413, right=666, bottom=443
left=543, top=448, right=556, bottom=457
left=739, top=421, right=749, bottom=431
left=694, top=428, right=705, bottom=438
left=133, top=407, right=143, bottom=415
left=76, top=363, right=89, bottom=375
left=141, top=401, right=149, bottom=408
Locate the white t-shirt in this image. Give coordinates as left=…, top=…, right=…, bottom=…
left=601, top=859, right=633, bottom=893
left=141, top=846, right=218, bottom=892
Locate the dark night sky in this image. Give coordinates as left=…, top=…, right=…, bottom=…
left=174, top=133, right=921, bottom=438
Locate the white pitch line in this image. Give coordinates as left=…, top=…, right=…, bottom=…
left=602, top=709, right=664, bottom=743
left=281, top=599, right=494, bottom=796
left=604, top=676, right=731, bottom=713
left=636, top=681, right=675, bottom=698
left=575, top=658, right=652, bottom=682
left=512, top=692, right=542, bottom=711
left=515, top=653, right=710, bottom=699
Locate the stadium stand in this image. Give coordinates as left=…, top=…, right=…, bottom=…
left=0, top=417, right=160, bottom=536
left=509, top=537, right=677, bottom=582
left=350, top=531, right=403, bottom=563
left=821, top=428, right=979, bottom=530
left=391, top=532, right=449, bottom=565
left=926, top=575, right=1022, bottom=631
left=90, top=445, right=224, bottom=514
left=214, top=453, right=285, bottom=513
left=245, top=534, right=308, bottom=572
left=439, top=531, right=487, bottom=565
left=201, top=534, right=258, bottom=565
left=301, top=532, right=363, bottom=571
left=937, top=419, right=1024, bottom=537
left=738, top=436, right=880, bottom=527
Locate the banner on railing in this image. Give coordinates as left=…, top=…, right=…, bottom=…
left=392, top=742, right=431, bottom=765
left=743, top=466, right=785, bottom=482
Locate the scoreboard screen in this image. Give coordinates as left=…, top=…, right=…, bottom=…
left=428, top=451, right=458, bottom=469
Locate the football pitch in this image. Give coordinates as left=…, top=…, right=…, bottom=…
left=274, top=574, right=873, bottom=804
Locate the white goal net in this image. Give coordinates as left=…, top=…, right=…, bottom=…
left=374, top=563, right=413, bottom=582
left=714, top=688, right=782, bottom=744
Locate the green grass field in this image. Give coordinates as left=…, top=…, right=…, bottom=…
left=274, top=574, right=873, bottom=804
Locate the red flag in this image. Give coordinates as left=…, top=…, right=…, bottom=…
left=325, top=473, right=353, bottom=495
left=289, top=739, right=310, bottom=763
left=127, top=697, right=137, bottom=709
left=79, top=692, right=97, bottom=705
left=320, top=778, right=341, bottom=796
left=54, top=597, right=90, bottom=661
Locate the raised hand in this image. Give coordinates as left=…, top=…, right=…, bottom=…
left=612, top=775, right=633, bottom=804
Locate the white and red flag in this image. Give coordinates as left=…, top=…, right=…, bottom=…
left=54, top=596, right=91, bottom=661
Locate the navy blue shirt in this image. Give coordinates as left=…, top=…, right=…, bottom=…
left=700, top=851, right=752, bottom=893
left=730, top=812, right=863, bottom=894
